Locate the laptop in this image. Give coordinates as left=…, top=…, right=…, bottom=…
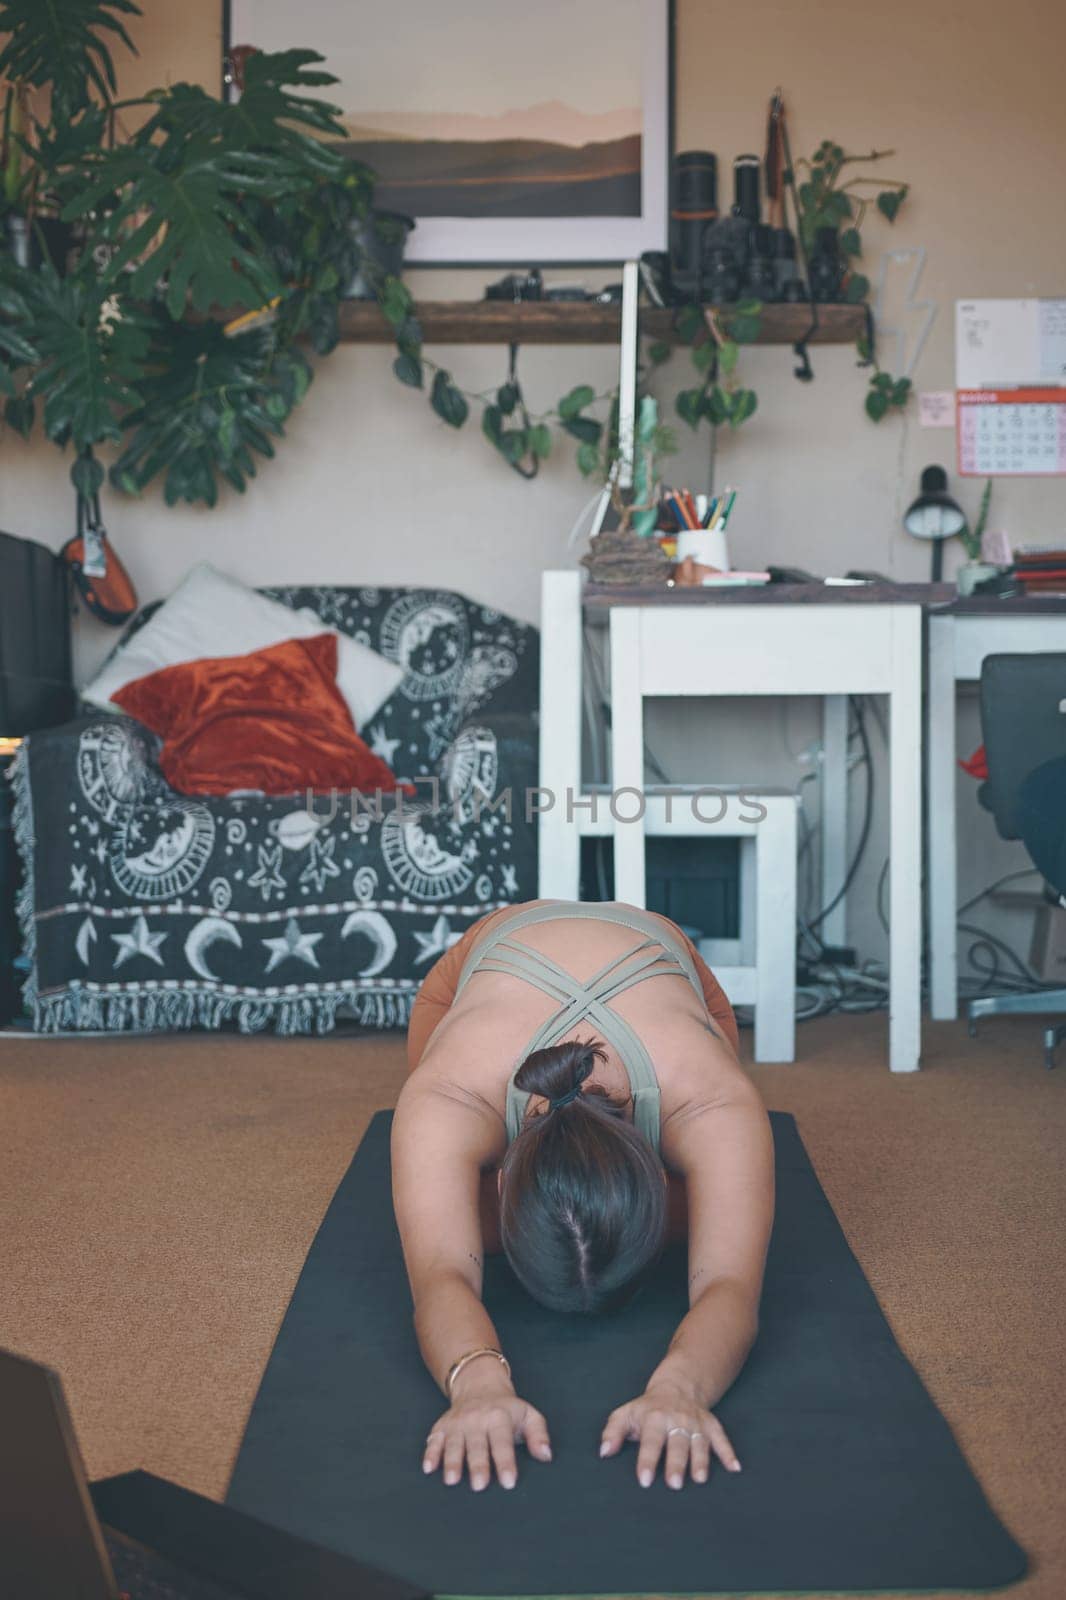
left=0, top=1347, right=430, bottom=1600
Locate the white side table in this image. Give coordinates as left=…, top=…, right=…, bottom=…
left=540, top=571, right=927, bottom=1073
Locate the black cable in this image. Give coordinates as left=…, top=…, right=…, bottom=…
left=876, top=856, right=889, bottom=935
left=958, top=867, right=1040, bottom=917
left=795, top=710, right=1043, bottom=1016
left=794, top=771, right=820, bottom=925
left=794, top=713, right=872, bottom=1017
left=808, top=696, right=873, bottom=932
left=957, top=920, right=1046, bottom=990
left=795, top=888, right=1043, bottom=1026
left=582, top=623, right=672, bottom=788
left=792, top=957, right=889, bottom=1021
left=963, top=938, right=1014, bottom=994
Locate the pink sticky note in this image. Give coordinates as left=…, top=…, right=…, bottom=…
left=919, top=391, right=956, bottom=428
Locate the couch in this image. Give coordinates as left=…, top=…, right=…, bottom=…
left=8, top=584, right=539, bottom=1034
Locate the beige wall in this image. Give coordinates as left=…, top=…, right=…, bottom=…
left=3, top=0, right=1064, bottom=972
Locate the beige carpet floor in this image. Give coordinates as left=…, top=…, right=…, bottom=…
left=0, top=1010, right=1063, bottom=1600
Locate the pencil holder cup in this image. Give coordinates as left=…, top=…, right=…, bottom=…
left=676, top=526, right=731, bottom=570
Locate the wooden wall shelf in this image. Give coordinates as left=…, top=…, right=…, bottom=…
left=336, top=299, right=865, bottom=347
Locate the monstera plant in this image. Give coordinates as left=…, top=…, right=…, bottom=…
left=0, top=0, right=414, bottom=506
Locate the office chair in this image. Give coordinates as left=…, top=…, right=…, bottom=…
left=968, top=652, right=1066, bottom=1068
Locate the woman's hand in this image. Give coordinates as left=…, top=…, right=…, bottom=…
left=422, top=1370, right=552, bottom=1491
left=599, top=1377, right=741, bottom=1489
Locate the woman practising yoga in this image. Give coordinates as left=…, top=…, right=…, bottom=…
left=392, top=898, right=775, bottom=1495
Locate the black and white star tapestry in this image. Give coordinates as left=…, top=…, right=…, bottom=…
left=9, top=587, right=539, bottom=1035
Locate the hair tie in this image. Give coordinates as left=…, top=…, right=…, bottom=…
left=548, top=1083, right=584, bottom=1111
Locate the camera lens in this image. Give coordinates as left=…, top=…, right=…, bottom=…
left=672, top=151, right=718, bottom=216
left=732, top=155, right=761, bottom=224
left=670, top=151, right=719, bottom=297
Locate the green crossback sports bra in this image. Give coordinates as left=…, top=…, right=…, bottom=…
left=452, top=902, right=711, bottom=1153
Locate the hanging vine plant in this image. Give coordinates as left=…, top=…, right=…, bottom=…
left=378, top=138, right=915, bottom=473
left=380, top=157, right=914, bottom=480
left=648, top=299, right=762, bottom=435
left=792, top=138, right=912, bottom=420
left=369, top=291, right=764, bottom=488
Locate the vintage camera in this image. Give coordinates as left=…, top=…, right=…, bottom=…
left=668, top=151, right=806, bottom=305
left=698, top=155, right=778, bottom=303
left=484, top=267, right=544, bottom=302
left=806, top=227, right=845, bottom=302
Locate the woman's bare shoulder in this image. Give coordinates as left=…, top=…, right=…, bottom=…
left=657, top=1012, right=759, bottom=1125
left=398, top=1006, right=512, bottom=1155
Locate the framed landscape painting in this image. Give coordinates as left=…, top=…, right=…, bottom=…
left=224, top=0, right=671, bottom=265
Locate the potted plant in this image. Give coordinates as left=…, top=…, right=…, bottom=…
left=0, top=77, right=81, bottom=275
left=580, top=394, right=677, bottom=585
left=0, top=0, right=417, bottom=510
left=956, top=478, right=999, bottom=596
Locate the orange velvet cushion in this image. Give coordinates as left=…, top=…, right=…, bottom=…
left=113, top=634, right=408, bottom=797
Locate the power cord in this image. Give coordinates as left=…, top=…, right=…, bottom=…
left=577, top=663, right=1027, bottom=1026
left=957, top=920, right=1046, bottom=993
left=581, top=621, right=681, bottom=791
left=958, top=867, right=1040, bottom=917
left=806, top=696, right=874, bottom=933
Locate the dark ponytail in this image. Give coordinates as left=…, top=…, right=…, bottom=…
left=498, top=1039, right=668, bottom=1314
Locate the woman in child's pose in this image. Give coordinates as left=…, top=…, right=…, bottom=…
left=392, top=899, right=774, bottom=1494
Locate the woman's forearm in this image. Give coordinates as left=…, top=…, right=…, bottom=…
left=413, top=1270, right=515, bottom=1399
left=647, top=1279, right=758, bottom=1410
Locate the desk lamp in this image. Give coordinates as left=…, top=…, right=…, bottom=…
left=903, top=465, right=967, bottom=581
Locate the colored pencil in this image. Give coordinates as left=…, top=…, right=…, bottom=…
left=669, top=489, right=697, bottom=529
left=718, top=488, right=738, bottom=529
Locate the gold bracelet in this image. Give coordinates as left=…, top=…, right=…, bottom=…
left=444, top=1346, right=511, bottom=1399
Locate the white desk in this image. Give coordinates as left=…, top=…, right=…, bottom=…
left=539, top=571, right=928, bottom=1072
left=927, top=599, right=1066, bottom=1019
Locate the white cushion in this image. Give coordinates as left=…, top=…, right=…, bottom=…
left=82, top=563, right=405, bottom=730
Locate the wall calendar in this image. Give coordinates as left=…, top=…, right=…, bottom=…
left=957, top=388, right=1066, bottom=477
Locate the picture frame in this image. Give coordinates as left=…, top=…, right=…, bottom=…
left=223, top=0, right=673, bottom=268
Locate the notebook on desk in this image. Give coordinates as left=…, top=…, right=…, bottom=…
left=0, top=1347, right=428, bottom=1600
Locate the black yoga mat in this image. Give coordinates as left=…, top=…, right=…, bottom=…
left=227, top=1112, right=1026, bottom=1596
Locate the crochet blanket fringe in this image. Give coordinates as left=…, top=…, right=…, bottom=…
left=30, top=986, right=414, bottom=1036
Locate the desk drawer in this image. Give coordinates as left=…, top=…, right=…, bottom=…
left=626, top=605, right=910, bottom=696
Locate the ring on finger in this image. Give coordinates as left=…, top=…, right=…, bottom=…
left=666, top=1426, right=694, bottom=1439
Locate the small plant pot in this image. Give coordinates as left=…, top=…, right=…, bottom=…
left=956, top=560, right=1001, bottom=597
left=344, top=209, right=415, bottom=299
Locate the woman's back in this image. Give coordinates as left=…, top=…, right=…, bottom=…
left=411, top=900, right=739, bottom=1156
